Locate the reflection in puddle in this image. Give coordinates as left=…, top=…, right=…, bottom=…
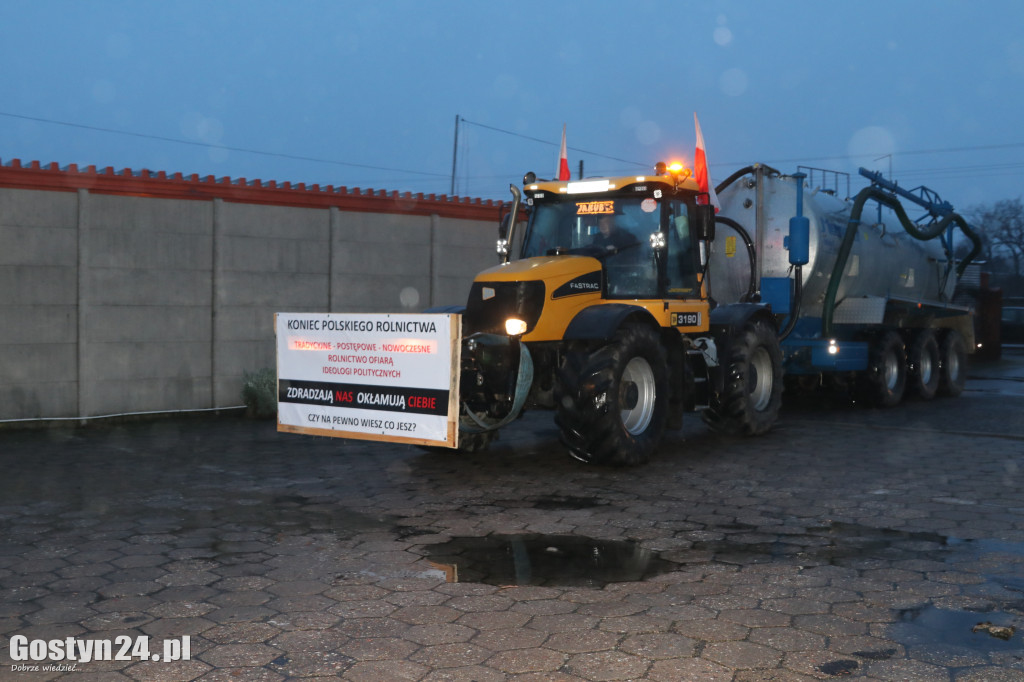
left=423, top=534, right=676, bottom=587
left=891, top=605, right=1021, bottom=653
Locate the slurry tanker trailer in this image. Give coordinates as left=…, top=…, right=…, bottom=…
left=709, top=164, right=980, bottom=407
left=276, top=161, right=981, bottom=466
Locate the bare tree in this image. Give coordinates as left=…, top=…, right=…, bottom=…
left=971, top=198, right=1024, bottom=280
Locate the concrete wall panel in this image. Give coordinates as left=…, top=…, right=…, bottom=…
left=0, top=305, right=76, bottom=345
left=212, top=202, right=331, bottom=406
left=331, top=273, right=434, bottom=314
left=76, top=192, right=214, bottom=417
left=81, top=305, right=209, bottom=343
left=337, top=210, right=431, bottom=245
left=87, top=229, right=211, bottom=270
left=0, top=188, right=80, bottom=420
left=219, top=203, right=326, bottom=239
left=88, top=375, right=212, bottom=416
left=0, top=265, right=78, bottom=305
left=85, top=268, right=212, bottom=306
left=0, top=342, right=77, bottom=419
left=2, top=342, right=77, bottom=383
left=0, top=225, right=78, bottom=266
left=0, top=187, right=78, bottom=228
left=82, top=341, right=211, bottom=381
left=88, top=194, right=212, bottom=235
left=0, top=378, right=77, bottom=420
left=219, top=235, right=329, bottom=274
left=216, top=272, right=327, bottom=308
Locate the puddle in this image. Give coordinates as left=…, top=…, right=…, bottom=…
left=422, top=534, right=676, bottom=587
left=890, top=605, right=1021, bottom=653
left=818, top=659, right=860, bottom=675
left=418, top=522, right=1024, bottom=594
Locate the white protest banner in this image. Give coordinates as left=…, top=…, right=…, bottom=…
left=275, top=313, right=460, bottom=447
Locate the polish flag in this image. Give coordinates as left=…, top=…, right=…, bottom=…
left=694, top=113, right=720, bottom=213
left=558, top=124, right=571, bottom=181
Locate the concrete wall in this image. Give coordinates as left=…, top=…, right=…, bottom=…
left=0, top=167, right=502, bottom=421
left=0, top=188, right=80, bottom=419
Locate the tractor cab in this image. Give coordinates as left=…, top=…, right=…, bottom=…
left=512, top=166, right=714, bottom=302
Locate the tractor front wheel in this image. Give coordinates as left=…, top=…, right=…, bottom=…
left=555, top=323, right=668, bottom=466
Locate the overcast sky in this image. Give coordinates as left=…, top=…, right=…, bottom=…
left=2, top=1, right=1022, bottom=212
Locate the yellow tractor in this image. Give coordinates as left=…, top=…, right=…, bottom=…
left=448, top=163, right=783, bottom=465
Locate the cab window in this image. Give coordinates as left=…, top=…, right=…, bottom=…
left=665, top=200, right=700, bottom=297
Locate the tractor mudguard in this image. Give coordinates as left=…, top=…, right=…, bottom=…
left=709, top=303, right=775, bottom=347
left=564, top=303, right=659, bottom=341
left=708, top=302, right=773, bottom=330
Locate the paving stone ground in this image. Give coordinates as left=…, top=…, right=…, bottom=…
left=1, top=352, right=1023, bottom=681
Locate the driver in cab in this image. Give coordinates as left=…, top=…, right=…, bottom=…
left=591, top=214, right=638, bottom=253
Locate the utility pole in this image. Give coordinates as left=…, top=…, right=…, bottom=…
left=450, top=115, right=460, bottom=195
left=874, top=154, right=892, bottom=181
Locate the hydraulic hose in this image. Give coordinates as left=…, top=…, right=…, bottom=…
left=821, top=187, right=984, bottom=337
left=777, top=266, right=803, bottom=340
left=713, top=216, right=757, bottom=303
left=714, top=163, right=782, bottom=195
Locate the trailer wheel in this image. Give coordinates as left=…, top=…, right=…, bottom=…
left=858, top=331, right=906, bottom=407
left=937, top=330, right=967, bottom=397
left=554, top=323, right=668, bottom=466
left=907, top=329, right=941, bottom=400
left=701, top=320, right=783, bottom=436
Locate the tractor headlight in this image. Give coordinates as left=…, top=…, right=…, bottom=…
left=505, top=318, right=528, bottom=336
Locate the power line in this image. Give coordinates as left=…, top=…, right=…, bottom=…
left=0, top=111, right=449, bottom=178
left=459, top=118, right=649, bottom=168
left=8, top=108, right=1024, bottom=194
left=719, top=141, right=1024, bottom=170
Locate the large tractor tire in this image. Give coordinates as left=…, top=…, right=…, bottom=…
left=554, top=323, right=668, bottom=466
left=937, top=329, right=967, bottom=397
left=701, top=320, right=783, bottom=436
left=907, top=329, right=941, bottom=400
left=857, top=330, right=906, bottom=407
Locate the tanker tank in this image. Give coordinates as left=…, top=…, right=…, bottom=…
left=710, top=171, right=957, bottom=325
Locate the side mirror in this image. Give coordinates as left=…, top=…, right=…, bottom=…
left=498, top=212, right=511, bottom=240
left=693, top=204, right=716, bottom=241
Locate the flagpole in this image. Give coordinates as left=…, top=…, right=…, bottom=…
left=450, top=115, right=460, bottom=196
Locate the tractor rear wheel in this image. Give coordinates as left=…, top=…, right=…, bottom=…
left=555, top=323, right=668, bottom=466
left=701, top=320, right=783, bottom=436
